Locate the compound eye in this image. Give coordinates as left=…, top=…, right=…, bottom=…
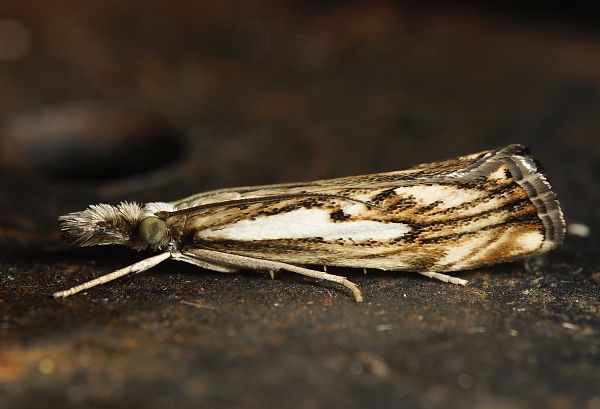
left=138, top=217, right=166, bottom=245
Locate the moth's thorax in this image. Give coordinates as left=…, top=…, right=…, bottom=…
left=59, top=201, right=177, bottom=250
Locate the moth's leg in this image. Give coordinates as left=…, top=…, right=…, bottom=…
left=171, top=251, right=238, bottom=273
left=182, top=247, right=363, bottom=302
left=53, top=252, right=172, bottom=298
left=417, top=271, right=468, bottom=286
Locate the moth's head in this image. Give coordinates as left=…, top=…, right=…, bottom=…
left=59, top=201, right=176, bottom=250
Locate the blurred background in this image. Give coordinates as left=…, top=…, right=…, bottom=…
left=1, top=2, right=599, bottom=409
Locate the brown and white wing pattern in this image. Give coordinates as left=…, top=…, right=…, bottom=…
left=166, top=145, right=564, bottom=273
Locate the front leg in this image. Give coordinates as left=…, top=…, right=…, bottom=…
left=54, top=252, right=172, bottom=298
left=181, top=247, right=363, bottom=302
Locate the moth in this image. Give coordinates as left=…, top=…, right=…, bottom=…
left=54, top=144, right=565, bottom=302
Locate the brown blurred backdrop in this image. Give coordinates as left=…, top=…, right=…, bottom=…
left=1, top=2, right=599, bottom=409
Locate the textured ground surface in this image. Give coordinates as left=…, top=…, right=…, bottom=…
left=1, top=3, right=599, bottom=409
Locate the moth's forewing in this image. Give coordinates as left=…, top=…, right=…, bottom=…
left=168, top=145, right=564, bottom=272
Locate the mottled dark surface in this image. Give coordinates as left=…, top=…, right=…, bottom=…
left=1, top=3, right=599, bottom=409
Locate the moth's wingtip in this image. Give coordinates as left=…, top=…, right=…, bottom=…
left=478, top=145, right=566, bottom=251
left=487, top=144, right=541, bottom=165
left=499, top=143, right=531, bottom=156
